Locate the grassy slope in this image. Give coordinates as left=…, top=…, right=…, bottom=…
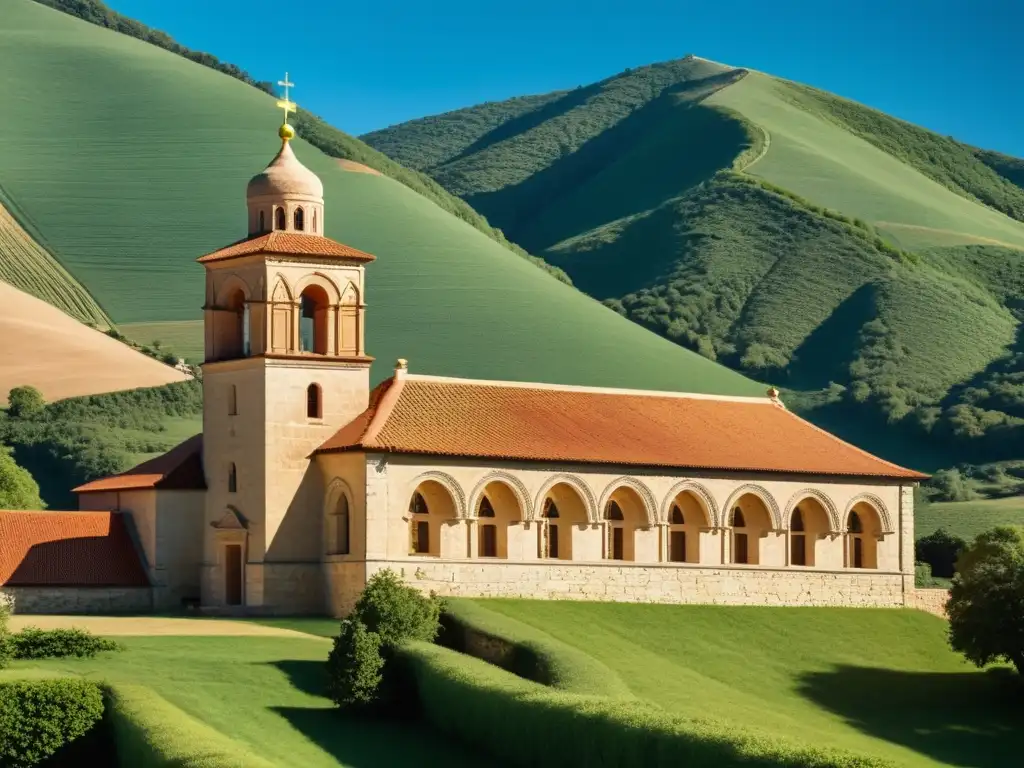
left=1, top=635, right=485, bottom=768
left=0, top=0, right=761, bottom=397
left=363, top=57, right=1024, bottom=470
left=917, top=496, right=1024, bottom=541
left=468, top=600, right=1020, bottom=768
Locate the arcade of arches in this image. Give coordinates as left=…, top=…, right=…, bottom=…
left=391, top=471, right=896, bottom=572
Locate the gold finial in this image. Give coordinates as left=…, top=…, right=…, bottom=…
left=276, top=72, right=297, bottom=141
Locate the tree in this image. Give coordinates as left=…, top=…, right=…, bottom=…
left=947, top=526, right=1024, bottom=675
left=6, top=387, right=45, bottom=419
left=0, top=445, right=45, bottom=510
left=915, top=528, right=968, bottom=578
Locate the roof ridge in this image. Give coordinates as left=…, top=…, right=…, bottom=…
left=402, top=373, right=773, bottom=403
left=361, top=377, right=406, bottom=446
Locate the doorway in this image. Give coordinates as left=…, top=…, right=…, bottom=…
left=225, top=544, right=243, bottom=606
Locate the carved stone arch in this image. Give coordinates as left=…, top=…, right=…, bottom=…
left=408, top=471, right=467, bottom=519
left=294, top=271, right=342, bottom=305
left=844, top=493, right=894, bottom=535
left=216, top=274, right=253, bottom=307
left=661, top=480, right=720, bottom=527
left=271, top=273, right=294, bottom=302
left=324, top=476, right=356, bottom=516
left=598, top=477, right=658, bottom=527
left=341, top=281, right=360, bottom=306
left=722, top=484, right=783, bottom=530
left=468, top=471, right=532, bottom=520
left=533, top=474, right=599, bottom=523
left=785, top=488, right=841, bottom=532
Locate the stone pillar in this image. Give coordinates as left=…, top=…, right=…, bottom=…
left=816, top=534, right=844, bottom=569
left=572, top=524, right=603, bottom=561
left=508, top=522, right=538, bottom=561
left=467, top=519, right=479, bottom=558
left=760, top=531, right=787, bottom=566
left=440, top=519, right=469, bottom=559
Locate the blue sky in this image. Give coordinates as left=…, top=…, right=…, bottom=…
left=109, top=0, right=1022, bottom=156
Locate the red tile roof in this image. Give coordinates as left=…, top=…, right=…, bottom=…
left=74, top=434, right=206, bottom=494
left=197, top=231, right=375, bottom=264
left=0, top=511, right=149, bottom=587
left=317, top=375, right=926, bottom=480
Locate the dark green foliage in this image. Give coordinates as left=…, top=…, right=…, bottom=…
left=915, top=528, right=968, bottom=578
left=33, top=0, right=568, bottom=283
left=0, top=446, right=44, bottom=511
left=784, top=83, right=1024, bottom=223
left=974, top=148, right=1024, bottom=190
left=0, top=380, right=201, bottom=508
left=352, top=569, right=442, bottom=646
left=326, top=570, right=442, bottom=711
left=326, top=621, right=384, bottom=709
left=948, top=526, right=1024, bottom=674
left=0, top=679, right=104, bottom=768
left=926, top=469, right=977, bottom=502
left=5, top=388, right=44, bottom=419
left=0, top=598, right=11, bottom=670
left=400, top=642, right=892, bottom=768
left=10, top=627, right=122, bottom=659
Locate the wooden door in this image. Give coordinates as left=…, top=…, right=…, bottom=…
left=612, top=527, right=624, bottom=560
left=225, top=544, right=243, bottom=606
left=670, top=530, right=686, bottom=562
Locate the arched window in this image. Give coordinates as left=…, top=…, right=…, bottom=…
left=848, top=511, right=863, bottom=533
left=604, top=500, right=625, bottom=560
left=299, top=286, right=330, bottom=355
left=732, top=507, right=748, bottom=564
left=228, top=463, right=237, bottom=494
left=669, top=504, right=686, bottom=562
left=294, top=207, right=305, bottom=231
left=848, top=511, right=865, bottom=568
left=478, top=496, right=497, bottom=557
left=543, top=498, right=560, bottom=559
left=312, top=209, right=317, bottom=233
left=242, top=303, right=251, bottom=356
left=306, top=383, right=322, bottom=419
left=670, top=506, right=685, bottom=525
left=275, top=207, right=285, bottom=230
left=790, top=507, right=806, bottom=566
left=228, top=384, right=237, bottom=416
left=410, top=491, right=429, bottom=554
left=259, top=210, right=265, bottom=232
left=332, top=494, right=350, bottom=555
left=604, top=501, right=624, bottom=521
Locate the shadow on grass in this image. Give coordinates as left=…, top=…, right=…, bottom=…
left=270, top=659, right=327, bottom=698
left=797, top=665, right=1022, bottom=767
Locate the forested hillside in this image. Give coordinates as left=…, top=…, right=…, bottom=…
left=364, top=57, right=1024, bottom=470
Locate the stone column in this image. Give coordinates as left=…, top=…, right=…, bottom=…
left=467, top=519, right=479, bottom=559
left=634, top=526, right=660, bottom=563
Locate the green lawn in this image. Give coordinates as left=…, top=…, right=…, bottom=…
left=1, top=634, right=486, bottom=768
left=463, top=600, right=1020, bottom=767
left=917, top=496, right=1024, bottom=542
left=121, top=413, right=203, bottom=468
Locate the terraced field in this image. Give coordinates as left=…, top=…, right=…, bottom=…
left=0, top=0, right=763, bottom=397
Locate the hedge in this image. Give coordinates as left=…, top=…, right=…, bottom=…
left=399, top=642, right=894, bottom=768
left=0, top=679, right=104, bottom=768
left=105, top=683, right=277, bottom=768
left=11, top=628, right=122, bottom=660
left=441, top=599, right=632, bottom=697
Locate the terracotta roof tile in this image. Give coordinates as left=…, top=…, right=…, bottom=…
left=317, top=376, right=926, bottom=480
left=0, top=511, right=149, bottom=587
left=197, top=231, right=375, bottom=264
left=74, top=434, right=206, bottom=493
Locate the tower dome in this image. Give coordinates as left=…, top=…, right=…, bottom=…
left=245, top=74, right=325, bottom=237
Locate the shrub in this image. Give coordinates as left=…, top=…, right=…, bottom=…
left=400, top=642, right=892, bottom=768
left=925, top=468, right=977, bottom=502
left=326, top=569, right=441, bottom=711
left=948, top=526, right=1024, bottom=675
left=11, top=627, right=122, bottom=659
left=326, top=620, right=384, bottom=709
left=0, top=594, right=12, bottom=670
left=915, top=528, right=968, bottom=578
left=0, top=445, right=44, bottom=511
left=0, top=680, right=104, bottom=768
left=6, top=387, right=44, bottom=419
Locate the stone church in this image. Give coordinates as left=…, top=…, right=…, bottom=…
left=1, top=107, right=928, bottom=617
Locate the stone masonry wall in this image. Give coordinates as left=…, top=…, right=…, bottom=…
left=2, top=587, right=153, bottom=614
left=365, top=559, right=906, bottom=608
left=907, top=588, right=949, bottom=618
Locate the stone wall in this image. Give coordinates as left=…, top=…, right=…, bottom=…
left=907, top=588, right=948, bottom=618
left=262, top=562, right=324, bottom=614
left=2, top=587, right=152, bottom=614
left=365, top=558, right=906, bottom=608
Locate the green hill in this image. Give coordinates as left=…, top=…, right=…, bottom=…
left=0, top=0, right=763, bottom=399
left=363, top=57, right=1024, bottom=467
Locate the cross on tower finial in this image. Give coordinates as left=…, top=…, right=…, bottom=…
left=275, top=72, right=297, bottom=140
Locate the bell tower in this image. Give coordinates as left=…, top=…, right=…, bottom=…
left=198, top=75, right=375, bottom=614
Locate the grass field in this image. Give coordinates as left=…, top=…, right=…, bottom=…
left=0, top=0, right=763, bottom=398
left=917, top=496, right=1024, bottom=542
left=119, top=320, right=204, bottom=362
left=461, top=599, right=1019, bottom=768
left=0, top=634, right=487, bottom=767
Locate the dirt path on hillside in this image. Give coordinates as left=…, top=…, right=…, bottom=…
left=7, top=615, right=325, bottom=638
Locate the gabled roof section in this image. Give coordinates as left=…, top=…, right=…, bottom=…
left=316, top=374, right=927, bottom=481
left=74, top=434, right=206, bottom=494
left=0, top=511, right=149, bottom=587
left=197, top=231, right=375, bottom=265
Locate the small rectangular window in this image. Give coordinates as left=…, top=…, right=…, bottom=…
left=670, top=531, right=686, bottom=563
left=548, top=524, right=559, bottom=559
left=414, top=521, right=430, bottom=554
left=228, top=384, right=238, bottom=416
left=734, top=533, right=748, bottom=564
left=612, top=527, right=624, bottom=560
left=480, top=525, right=497, bottom=557
left=791, top=534, right=806, bottom=566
